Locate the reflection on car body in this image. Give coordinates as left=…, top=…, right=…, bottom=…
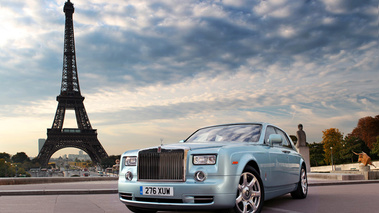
left=118, top=122, right=308, bottom=213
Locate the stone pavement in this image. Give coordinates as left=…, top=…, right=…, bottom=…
left=1, top=174, right=379, bottom=196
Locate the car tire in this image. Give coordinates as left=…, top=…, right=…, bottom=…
left=224, top=165, right=264, bottom=213
left=126, top=205, right=157, bottom=213
left=291, top=165, right=308, bottom=199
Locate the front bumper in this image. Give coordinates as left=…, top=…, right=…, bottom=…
left=118, top=175, right=239, bottom=210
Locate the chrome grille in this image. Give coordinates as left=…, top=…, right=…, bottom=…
left=138, top=149, right=185, bottom=181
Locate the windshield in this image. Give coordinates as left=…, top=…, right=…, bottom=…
left=185, top=124, right=262, bottom=143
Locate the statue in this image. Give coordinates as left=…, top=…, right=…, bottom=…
left=295, top=124, right=310, bottom=172
left=296, top=124, right=306, bottom=148
left=353, top=151, right=376, bottom=168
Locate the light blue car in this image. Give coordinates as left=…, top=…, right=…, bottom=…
left=118, top=123, right=308, bottom=213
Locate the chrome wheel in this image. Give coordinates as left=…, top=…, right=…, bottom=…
left=301, top=168, right=308, bottom=195
left=236, top=170, right=262, bottom=213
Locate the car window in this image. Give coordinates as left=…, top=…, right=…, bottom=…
left=275, top=128, right=291, bottom=148
left=186, top=124, right=262, bottom=143
left=264, top=126, right=276, bottom=144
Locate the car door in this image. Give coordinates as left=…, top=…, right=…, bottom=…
left=275, top=128, right=301, bottom=184
left=265, top=126, right=289, bottom=187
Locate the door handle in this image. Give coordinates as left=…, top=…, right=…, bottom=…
left=282, top=150, right=290, bottom=154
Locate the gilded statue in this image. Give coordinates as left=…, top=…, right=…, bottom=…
left=353, top=151, right=376, bottom=168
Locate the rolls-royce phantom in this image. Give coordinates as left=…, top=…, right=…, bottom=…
left=118, top=123, right=308, bottom=213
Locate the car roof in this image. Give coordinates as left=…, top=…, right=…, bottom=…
left=198, top=122, right=270, bottom=129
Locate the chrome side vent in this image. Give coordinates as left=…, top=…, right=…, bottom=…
left=119, top=193, right=133, bottom=200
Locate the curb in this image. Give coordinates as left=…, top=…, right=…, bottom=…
left=308, top=179, right=379, bottom=187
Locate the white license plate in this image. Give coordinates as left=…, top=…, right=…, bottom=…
left=140, top=186, right=174, bottom=196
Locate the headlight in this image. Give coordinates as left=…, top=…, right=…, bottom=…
left=124, top=156, right=137, bottom=166
left=193, top=155, right=217, bottom=165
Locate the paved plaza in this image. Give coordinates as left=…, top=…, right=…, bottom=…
left=1, top=177, right=379, bottom=212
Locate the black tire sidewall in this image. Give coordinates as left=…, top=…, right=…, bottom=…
left=291, top=165, right=308, bottom=199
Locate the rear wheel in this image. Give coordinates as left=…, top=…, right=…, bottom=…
left=291, top=166, right=308, bottom=199
left=227, top=166, right=264, bottom=213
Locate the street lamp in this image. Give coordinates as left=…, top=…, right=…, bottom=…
left=330, top=147, right=334, bottom=171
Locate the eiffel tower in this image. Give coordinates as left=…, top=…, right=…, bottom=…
left=37, top=0, right=108, bottom=167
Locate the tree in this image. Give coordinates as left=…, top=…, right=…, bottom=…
left=100, top=155, right=121, bottom=170
left=340, top=136, right=368, bottom=163
left=289, top=135, right=297, bottom=144
left=31, top=158, right=41, bottom=167
left=351, top=115, right=379, bottom=149
left=371, top=136, right=379, bottom=158
left=16, top=167, right=31, bottom=177
left=0, top=159, right=16, bottom=177
left=11, top=152, right=31, bottom=163
left=0, top=152, right=11, bottom=161
left=21, top=161, right=34, bottom=171
left=322, top=128, right=344, bottom=165
left=309, top=142, right=325, bottom=166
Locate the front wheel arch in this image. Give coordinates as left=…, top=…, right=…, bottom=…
left=246, top=161, right=260, bottom=176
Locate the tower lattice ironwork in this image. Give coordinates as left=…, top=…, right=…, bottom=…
left=37, top=0, right=108, bottom=166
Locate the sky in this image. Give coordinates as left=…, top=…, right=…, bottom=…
left=0, top=0, right=378, bottom=158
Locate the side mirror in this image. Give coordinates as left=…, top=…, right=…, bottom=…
left=268, top=134, right=282, bottom=146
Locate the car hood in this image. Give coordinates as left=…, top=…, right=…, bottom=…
left=143, top=142, right=235, bottom=151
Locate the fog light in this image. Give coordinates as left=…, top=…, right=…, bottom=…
left=194, top=171, right=206, bottom=182
left=183, top=196, right=195, bottom=203
left=125, top=171, right=133, bottom=181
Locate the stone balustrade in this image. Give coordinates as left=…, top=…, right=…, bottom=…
left=0, top=176, right=118, bottom=185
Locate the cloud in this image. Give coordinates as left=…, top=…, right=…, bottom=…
left=0, top=0, right=378, bottom=156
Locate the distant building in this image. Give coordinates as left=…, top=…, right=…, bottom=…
left=38, top=139, right=46, bottom=153
left=68, top=151, right=91, bottom=161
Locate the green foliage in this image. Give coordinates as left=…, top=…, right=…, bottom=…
left=100, top=155, right=121, bottom=169
left=31, top=158, right=41, bottom=167
left=289, top=135, right=297, bottom=143
left=0, top=152, right=11, bottom=161
left=11, top=152, right=31, bottom=164
left=318, top=120, right=376, bottom=166
left=14, top=166, right=31, bottom=177
left=340, top=136, right=367, bottom=163
left=0, top=159, right=16, bottom=177
left=309, top=142, right=326, bottom=166
left=21, top=161, right=35, bottom=171
left=371, top=136, right=379, bottom=158
left=0, top=152, right=34, bottom=177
